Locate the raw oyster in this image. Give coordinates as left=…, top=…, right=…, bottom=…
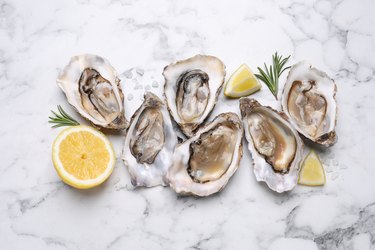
left=57, top=54, right=128, bottom=130
left=281, top=61, right=337, bottom=147
left=240, top=98, right=303, bottom=193
left=167, top=112, right=243, bottom=196
left=163, top=55, right=226, bottom=137
left=122, top=92, right=177, bottom=187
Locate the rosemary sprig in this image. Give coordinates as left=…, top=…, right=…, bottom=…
left=49, top=105, right=80, bottom=128
left=255, top=52, right=291, bottom=100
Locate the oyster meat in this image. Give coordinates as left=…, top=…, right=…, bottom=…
left=122, top=92, right=177, bottom=187
left=281, top=61, right=337, bottom=147
left=57, top=54, right=128, bottom=130
left=240, top=98, right=303, bottom=193
left=167, top=112, right=243, bottom=196
left=163, top=55, right=226, bottom=137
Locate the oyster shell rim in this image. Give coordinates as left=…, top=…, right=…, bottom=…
left=166, top=112, right=243, bottom=197
left=163, top=54, right=226, bottom=137
left=281, top=61, right=338, bottom=147
left=57, top=54, right=128, bottom=130
left=240, top=98, right=304, bottom=193
left=122, top=92, right=178, bottom=187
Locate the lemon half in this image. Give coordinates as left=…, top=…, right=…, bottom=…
left=224, top=64, right=261, bottom=98
left=52, top=125, right=115, bottom=189
left=298, top=151, right=326, bottom=186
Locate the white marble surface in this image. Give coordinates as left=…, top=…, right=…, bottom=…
left=1, top=0, right=374, bottom=249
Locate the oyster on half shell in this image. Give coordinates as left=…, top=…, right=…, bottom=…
left=281, top=61, right=337, bottom=147
left=240, top=98, right=303, bottom=193
left=163, top=55, right=226, bottom=137
left=167, top=112, right=243, bottom=196
left=122, top=92, right=177, bottom=187
left=57, top=54, right=128, bottom=130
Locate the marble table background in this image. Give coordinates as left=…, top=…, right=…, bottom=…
left=1, top=0, right=374, bottom=249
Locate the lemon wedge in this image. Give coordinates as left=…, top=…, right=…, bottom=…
left=298, top=151, right=326, bottom=186
left=52, top=125, right=115, bottom=189
left=224, top=64, right=261, bottom=98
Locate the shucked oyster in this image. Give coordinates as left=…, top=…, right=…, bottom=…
left=122, top=92, right=177, bottom=187
left=57, top=54, right=128, bottom=130
left=240, top=98, right=303, bottom=193
left=163, top=55, right=226, bottom=137
left=167, top=112, right=243, bottom=196
left=281, top=61, right=337, bottom=147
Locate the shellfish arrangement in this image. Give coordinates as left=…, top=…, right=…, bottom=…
left=57, top=54, right=338, bottom=195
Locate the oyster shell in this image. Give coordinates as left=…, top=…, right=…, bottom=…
left=281, top=61, right=337, bottom=147
left=240, top=98, right=303, bottom=193
left=167, top=112, right=243, bottom=196
left=163, top=55, right=226, bottom=137
left=122, top=92, right=177, bottom=187
left=57, top=54, right=128, bottom=130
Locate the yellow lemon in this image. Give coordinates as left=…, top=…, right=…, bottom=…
left=52, top=125, right=115, bottom=189
left=298, top=151, right=326, bottom=186
left=224, top=64, right=261, bottom=98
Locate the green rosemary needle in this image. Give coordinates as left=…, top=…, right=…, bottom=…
left=49, top=105, right=80, bottom=128
left=255, top=52, right=291, bottom=100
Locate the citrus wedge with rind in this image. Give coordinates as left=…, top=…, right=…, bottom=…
left=298, top=151, right=326, bottom=186
left=224, top=64, right=261, bottom=98
left=52, top=125, right=115, bottom=189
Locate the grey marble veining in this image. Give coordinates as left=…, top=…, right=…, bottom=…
left=0, top=0, right=374, bottom=249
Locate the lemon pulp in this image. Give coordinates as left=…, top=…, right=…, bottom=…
left=224, top=64, right=261, bottom=98
left=52, top=125, right=115, bottom=189
left=298, top=151, right=326, bottom=186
